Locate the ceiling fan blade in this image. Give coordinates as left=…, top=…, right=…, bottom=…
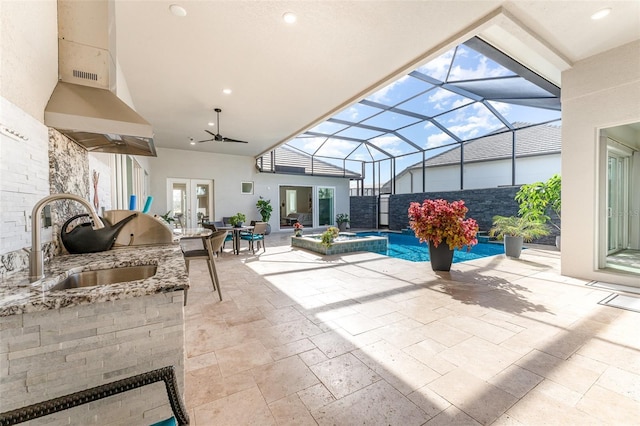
left=222, top=137, right=249, bottom=144
left=199, top=109, right=248, bottom=144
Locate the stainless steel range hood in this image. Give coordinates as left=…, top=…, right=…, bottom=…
left=44, top=0, right=156, bottom=156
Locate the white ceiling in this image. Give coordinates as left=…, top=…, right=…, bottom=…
left=114, top=1, right=640, bottom=159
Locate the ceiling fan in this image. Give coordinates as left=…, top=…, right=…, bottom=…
left=197, top=108, right=249, bottom=144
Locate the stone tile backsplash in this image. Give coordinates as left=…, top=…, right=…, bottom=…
left=1, top=127, right=90, bottom=279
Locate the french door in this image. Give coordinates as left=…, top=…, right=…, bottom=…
left=167, top=178, right=214, bottom=229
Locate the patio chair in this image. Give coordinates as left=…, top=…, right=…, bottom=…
left=240, top=220, right=258, bottom=236
left=204, top=221, right=233, bottom=252
left=240, top=221, right=267, bottom=254
left=181, top=229, right=227, bottom=302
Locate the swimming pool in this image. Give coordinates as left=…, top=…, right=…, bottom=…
left=357, top=231, right=505, bottom=263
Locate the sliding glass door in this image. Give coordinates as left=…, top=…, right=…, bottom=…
left=598, top=129, right=640, bottom=277
left=607, top=150, right=630, bottom=254
left=276, top=185, right=336, bottom=228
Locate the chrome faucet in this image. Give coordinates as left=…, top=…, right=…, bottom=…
left=29, top=193, right=104, bottom=282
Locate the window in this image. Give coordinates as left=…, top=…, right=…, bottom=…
left=110, top=154, right=148, bottom=210
left=241, top=181, right=254, bottom=194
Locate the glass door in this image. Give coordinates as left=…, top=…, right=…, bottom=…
left=193, top=180, right=213, bottom=225
left=167, top=178, right=214, bottom=229
left=317, top=187, right=335, bottom=226
left=607, top=150, right=629, bottom=254
left=168, top=179, right=188, bottom=229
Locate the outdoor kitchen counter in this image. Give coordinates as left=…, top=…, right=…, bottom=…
left=0, top=243, right=188, bottom=316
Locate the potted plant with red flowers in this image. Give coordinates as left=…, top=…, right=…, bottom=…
left=408, top=199, right=479, bottom=271
left=293, top=221, right=304, bottom=237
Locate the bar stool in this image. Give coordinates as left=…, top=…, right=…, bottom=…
left=182, top=230, right=228, bottom=303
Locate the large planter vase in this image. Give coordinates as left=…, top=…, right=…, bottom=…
left=504, top=235, right=524, bottom=258
left=338, top=222, right=348, bottom=232
left=428, top=241, right=454, bottom=271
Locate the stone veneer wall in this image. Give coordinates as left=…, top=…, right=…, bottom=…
left=0, top=97, right=49, bottom=277
left=351, top=187, right=560, bottom=245
left=0, top=292, right=185, bottom=425
left=0, top=130, right=90, bottom=277
left=349, top=196, right=378, bottom=229
left=48, top=128, right=90, bottom=256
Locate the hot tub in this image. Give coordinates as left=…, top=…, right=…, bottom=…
left=291, top=232, right=387, bottom=255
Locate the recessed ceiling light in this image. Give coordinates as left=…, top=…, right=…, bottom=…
left=222, top=88, right=232, bottom=95
left=169, top=4, right=187, bottom=17
left=283, top=12, right=297, bottom=24
left=189, top=137, right=195, bottom=145
left=591, top=8, right=611, bottom=20
left=208, top=122, right=215, bottom=127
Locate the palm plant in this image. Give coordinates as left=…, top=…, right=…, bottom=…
left=335, top=213, right=350, bottom=225
left=489, top=215, right=550, bottom=242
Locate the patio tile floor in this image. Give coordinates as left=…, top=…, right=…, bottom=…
left=183, top=232, right=640, bottom=425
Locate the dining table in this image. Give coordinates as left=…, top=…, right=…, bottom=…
left=217, top=225, right=254, bottom=255
left=173, top=227, right=212, bottom=239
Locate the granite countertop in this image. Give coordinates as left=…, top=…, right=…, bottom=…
left=0, top=244, right=188, bottom=317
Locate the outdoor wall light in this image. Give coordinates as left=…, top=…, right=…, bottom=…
left=283, top=12, right=297, bottom=24
left=169, top=4, right=187, bottom=17
left=591, top=8, right=611, bottom=20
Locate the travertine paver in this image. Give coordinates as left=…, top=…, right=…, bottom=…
left=184, top=232, right=640, bottom=425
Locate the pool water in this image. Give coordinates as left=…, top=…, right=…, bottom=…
left=357, top=232, right=505, bottom=263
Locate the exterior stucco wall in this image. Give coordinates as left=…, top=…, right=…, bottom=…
left=149, top=148, right=350, bottom=232
left=394, top=154, right=561, bottom=194
left=0, top=0, right=57, bottom=121
left=561, top=40, right=640, bottom=286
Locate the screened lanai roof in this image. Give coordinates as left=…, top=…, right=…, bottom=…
left=257, top=37, right=561, bottom=178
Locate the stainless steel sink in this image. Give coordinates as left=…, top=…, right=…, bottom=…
left=50, top=265, right=157, bottom=291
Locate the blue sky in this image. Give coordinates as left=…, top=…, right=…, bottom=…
left=284, top=40, right=561, bottom=185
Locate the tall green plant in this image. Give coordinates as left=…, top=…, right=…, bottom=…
left=515, top=174, right=561, bottom=231
left=256, top=197, right=272, bottom=222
